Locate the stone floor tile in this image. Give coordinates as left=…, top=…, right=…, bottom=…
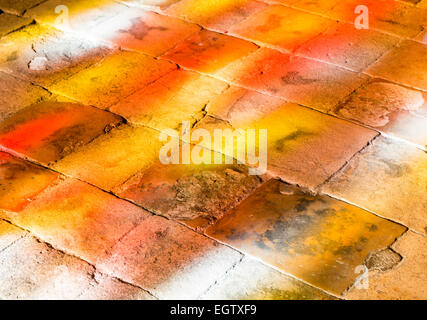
left=201, top=257, right=335, bottom=299
left=52, top=125, right=163, bottom=191
left=10, top=178, right=150, bottom=264
left=97, top=215, right=242, bottom=299
left=25, top=0, right=125, bottom=33
left=0, top=102, right=123, bottom=165
left=216, top=48, right=369, bottom=112
left=322, top=136, right=427, bottom=234
left=330, top=0, right=427, bottom=38
left=0, top=0, right=44, bottom=15
left=50, top=50, right=176, bottom=109
left=206, top=179, right=406, bottom=294
left=88, top=8, right=200, bottom=56
left=275, top=0, right=340, bottom=15
left=0, top=236, right=95, bottom=300
left=229, top=5, right=335, bottom=52
left=198, top=87, right=378, bottom=189
left=165, top=0, right=267, bottom=32
left=110, top=69, right=228, bottom=130
left=345, top=231, right=426, bottom=300
left=0, top=23, right=114, bottom=87
left=79, top=273, right=155, bottom=300
left=0, top=71, right=49, bottom=121
left=0, top=12, right=33, bottom=38
left=0, top=152, right=59, bottom=212
left=333, top=79, right=427, bottom=147
left=0, top=220, right=25, bottom=252
left=418, top=0, right=427, bottom=9
left=161, top=29, right=258, bottom=75
left=296, top=22, right=400, bottom=72
left=114, top=146, right=262, bottom=232
left=366, top=40, right=427, bottom=91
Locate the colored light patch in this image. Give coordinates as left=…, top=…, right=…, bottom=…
left=229, top=5, right=335, bottom=52
left=0, top=152, right=59, bottom=212
left=206, top=179, right=406, bottom=294
left=322, top=136, right=427, bottom=234
left=0, top=102, right=123, bottom=165
left=110, top=69, right=228, bottom=130
left=49, top=50, right=177, bottom=109
left=166, top=0, right=267, bottom=32
left=89, top=9, right=200, bottom=56
left=216, top=48, right=369, bottom=112
left=52, top=125, right=164, bottom=191
left=12, top=178, right=151, bottom=264
left=161, top=30, right=258, bottom=75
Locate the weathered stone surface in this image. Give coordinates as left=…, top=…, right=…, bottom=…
left=89, top=9, right=200, bottom=56
left=206, top=179, right=406, bottom=294
left=296, top=22, right=400, bottom=72
left=331, top=0, right=427, bottom=38
left=366, top=40, right=427, bottom=91
left=79, top=273, right=155, bottom=300
left=0, top=0, right=44, bottom=15
left=0, top=71, right=49, bottom=121
left=216, top=48, right=369, bottom=112
left=0, top=220, right=25, bottom=252
left=0, top=102, right=123, bottom=165
left=0, top=12, right=32, bottom=38
left=418, top=0, right=427, bottom=9
left=229, top=5, right=334, bottom=51
left=206, top=86, right=286, bottom=125
left=166, top=0, right=267, bottom=32
left=50, top=50, right=176, bottom=109
left=322, top=136, right=427, bottom=234
left=0, top=236, right=95, bottom=300
left=0, top=24, right=114, bottom=87
left=52, top=125, right=163, bottom=191
left=10, top=178, right=150, bottom=264
left=346, top=231, right=426, bottom=300
left=0, top=152, right=59, bottom=212
left=197, top=91, right=377, bottom=189
left=25, top=0, right=124, bottom=32
left=334, top=80, right=427, bottom=146
left=273, top=0, right=340, bottom=14
left=161, top=29, right=258, bottom=75
left=110, top=69, right=228, bottom=130
left=114, top=147, right=262, bottom=232
left=97, top=215, right=242, bottom=299
left=201, top=257, right=335, bottom=300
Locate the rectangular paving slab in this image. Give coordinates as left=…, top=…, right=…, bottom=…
left=0, top=71, right=49, bottom=122
left=110, top=69, right=228, bottom=130
left=215, top=48, right=369, bottom=112
left=52, top=124, right=164, bottom=191
left=0, top=0, right=45, bottom=15
left=9, top=178, right=151, bottom=264
left=197, top=89, right=377, bottom=189
left=0, top=12, right=33, bottom=38
left=0, top=236, right=95, bottom=299
left=201, top=256, right=336, bottom=300
left=0, top=152, right=59, bottom=212
left=97, top=214, right=242, bottom=299
left=114, top=145, right=263, bottom=232
left=88, top=8, right=201, bottom=56
left=0, top=101, right=124, bottom=165
left=161, top=29, right=258, bottom=75
left=333, top=79, right=427, bottom=147
left=0, top=23, right=115, bottom=87
left=165, top=0, right=267, bottom=32
left=229, top=5, right=335, bottom=52
left=322, top=136, right=427, bottom=234
left=50, top=50, right=177, bottom=109
left=206, top=179, right=406, bottom=295
left=0, top=220, right=26, bottom=252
